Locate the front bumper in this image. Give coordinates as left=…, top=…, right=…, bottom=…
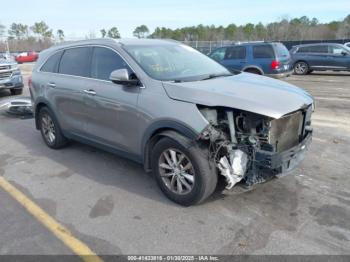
left=0, top=74, right=24, bottom=89
left=244, top=130, right=312, bottom=186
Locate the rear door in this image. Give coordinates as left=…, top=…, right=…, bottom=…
left=301, top=45, right=330, bottom=69
left=52, top=46, right=92, bottom=134
left=221, top=46, right=247, bottom=71
left=84, top=46, right=140, bottom=153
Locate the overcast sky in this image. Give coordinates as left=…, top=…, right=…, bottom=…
left=1, top=0, right=349, bottom=38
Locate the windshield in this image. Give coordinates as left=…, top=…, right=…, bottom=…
left=123, top=44, right=231, bottom=81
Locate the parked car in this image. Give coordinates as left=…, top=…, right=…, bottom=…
left=208, top=42, right=292, bottom=78
left=15, top=51, right=39, bottom=63
left=31, top=39, right=313, bottom=206
left=290, top=43, right=350, bottom=75
left=0, top=58, right=24, bottom=95
left=344, top=42, right=350, bottom=49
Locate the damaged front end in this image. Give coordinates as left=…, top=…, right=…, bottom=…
left=197, top=105, right=313, bottom=190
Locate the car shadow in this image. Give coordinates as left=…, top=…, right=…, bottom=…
left=0, top=117, right=226, bottom=206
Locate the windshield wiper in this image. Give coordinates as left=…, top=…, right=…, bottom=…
left=200, top=73, right=232, bottom=81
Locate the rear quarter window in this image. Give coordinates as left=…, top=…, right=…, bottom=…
left=40, top=51, right=63, bottom=73
left=253, top=45, right=274, bottom=59
left=58, top=47, right=91, bottom=77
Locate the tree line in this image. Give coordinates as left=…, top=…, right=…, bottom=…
left=0, top=15, right=349, bottom=52
left=149, top=15, right=350, bottom=41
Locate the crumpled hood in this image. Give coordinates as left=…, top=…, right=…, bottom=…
left=162, top=73, right=313, bottom=119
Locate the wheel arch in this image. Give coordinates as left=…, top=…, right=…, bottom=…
left=293, top=60, right=309, bottom=68
left=242, top=66, right=264, bottom=75
left=34, top=98, right=54, bottom=130
left=142, top=120, right=199, bottom=172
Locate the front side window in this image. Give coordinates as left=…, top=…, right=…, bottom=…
left=59, top=47, right=91, bottom=77
left=123, top=44, right=231, bottom=81
left=91, top=47, right=130, bottom=81
left=253, top=45, right=274, bottom=59
left=41, top=51, right=63, bottom=73
left=225, top=46, right=246, bottom=60
left=210, top=47, right=226, bottom=61
left=329, top=45, right=348, bottom=55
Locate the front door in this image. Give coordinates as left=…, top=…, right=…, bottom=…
left=221, top=46, right=247, bottom=71
left=83, top=46, right=140, bottom=154
left=328, top=45, right=350, bottom=70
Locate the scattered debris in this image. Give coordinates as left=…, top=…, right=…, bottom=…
left=0, top=97, right=33, bottom=118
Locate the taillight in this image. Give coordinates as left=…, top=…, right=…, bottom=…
left=271, top=60, right=280, bottom=70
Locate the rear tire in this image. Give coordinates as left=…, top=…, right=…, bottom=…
left=38, top=107, right=68, bottom=149
left=151, top=137, right=217, bottom=206
left=294, top=61, right=309, bottom=75
left=10, top=89, right=23, bottom=96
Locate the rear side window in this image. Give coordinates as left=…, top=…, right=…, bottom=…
left=91, top=47, right=130, bottom=81
left=310, top=45, right=328, bottom=53
left=59, top=47, right=91, bottom=77
left=253, top=45, right=274, bottom=58
left=298, top=45, right=328, bottom=53
left=225, top=46, right=246, bottom=59
left=41, top=51, right=63, bottom=73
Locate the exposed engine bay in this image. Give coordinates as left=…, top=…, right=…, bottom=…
left=198, top=105, right=313, bottom=189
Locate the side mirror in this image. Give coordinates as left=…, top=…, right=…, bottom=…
left=110, top=69, right=139, bottom=86
left=341, top=51, right=348, bottom=56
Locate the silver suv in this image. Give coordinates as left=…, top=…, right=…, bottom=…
left=31, top=39, right=314, bottom=206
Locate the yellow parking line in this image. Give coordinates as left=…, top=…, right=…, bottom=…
left=0, top=176, right=103, bottom=262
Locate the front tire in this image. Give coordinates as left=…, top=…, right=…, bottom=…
left=151, top=137, right=217, bottom=206
left=38, top=107, right=68, bottom=149
left=294, top=61, right=309, bottom=75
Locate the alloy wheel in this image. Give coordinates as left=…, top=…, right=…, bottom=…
left=294, top=62, right=308, bottom=75
left=41, top=113, right=56, bottom=144
left=158, top=148, right=195, bottom=195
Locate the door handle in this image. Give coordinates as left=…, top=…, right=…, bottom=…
left=83, top=89, right=96, bottom=96
left=47, top=82, right=56, bottom=88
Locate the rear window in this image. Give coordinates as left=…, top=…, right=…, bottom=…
left=59, top=47, right=91, bottom=77
left=41, top=51, right=63, bottom=73
left=225, top=46, right=246, bottom=59
left=274, top=43, right=290, bottom=58
left=253, top=45, right=274, bottom=59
